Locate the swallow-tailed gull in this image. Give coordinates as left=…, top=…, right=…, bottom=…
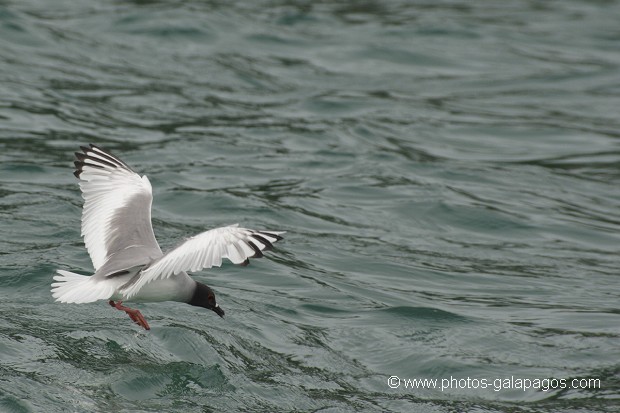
left=51, top=144, right=284, bottom=330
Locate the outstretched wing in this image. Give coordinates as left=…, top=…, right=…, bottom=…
left=120, top=224, right=284, bottom=298
left=74, top=144, right=162, bottom=271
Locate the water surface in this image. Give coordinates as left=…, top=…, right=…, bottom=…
left=1, top=1, right=619, bottom=412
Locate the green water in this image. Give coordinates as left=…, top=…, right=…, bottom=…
left=1, top=1, right=619, bottom=412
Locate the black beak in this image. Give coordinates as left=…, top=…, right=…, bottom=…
left=212, top=304, right=225, bottom=318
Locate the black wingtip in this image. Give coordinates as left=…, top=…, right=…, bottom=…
left=74, top=146, right=91, bottom=178
left=246, top=240, right=264, bottom=258
left=72, top=143, right=133, bottom=179
left=260, top=232, right=284, bottom=242
left=250, top=234, right=274, bottom=251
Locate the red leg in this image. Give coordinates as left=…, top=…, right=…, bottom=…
left=108, top=300, right=151, bottom=330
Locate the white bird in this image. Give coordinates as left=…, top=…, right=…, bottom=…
left=51, top=144, right=284, bottom=330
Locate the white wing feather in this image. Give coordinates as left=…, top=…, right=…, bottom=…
left=120, top=224, right=284, bottom=298
left=76, top=145, right=161, bottom=271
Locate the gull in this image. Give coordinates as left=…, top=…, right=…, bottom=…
left=51, top=144, right=284, bottom=330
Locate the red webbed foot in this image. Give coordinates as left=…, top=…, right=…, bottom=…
left=108, top=300, right=151, bottom=330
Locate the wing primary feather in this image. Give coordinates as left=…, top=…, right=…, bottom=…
left=75, top=152, right=118, bottom=169
left=89, top=144, right=132, bottom=169
left=73, top=161, right=83, bottom=178
left=257, top=231, right=284, bottom=242
left=76, top=144, right=132, bottom=173
left=246, top=240, right=264, bottom=258
left=119, top=225, right=284, bottom=299
left=250, top=234, right=274, bottom=250
left=73, top=144, right=160, bottom=272
left=233, top=242, right=248, bottom=265
left=83, top=158, right=115, bottom=169
left=85, top=153, right=122, bottom=169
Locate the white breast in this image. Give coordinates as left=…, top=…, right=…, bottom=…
left=112, top=272, right=196, bottom=303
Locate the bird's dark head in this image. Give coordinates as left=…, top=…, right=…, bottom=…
left=189, top=282, right=225, bottom=318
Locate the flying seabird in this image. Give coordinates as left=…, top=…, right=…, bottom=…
left=51, top=144, right=284, bottom=330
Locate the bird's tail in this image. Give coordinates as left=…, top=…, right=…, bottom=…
left=51, top=270, right=114, bottom=304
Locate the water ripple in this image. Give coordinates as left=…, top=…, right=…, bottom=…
left=1, top=0, right=619, bottom=411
